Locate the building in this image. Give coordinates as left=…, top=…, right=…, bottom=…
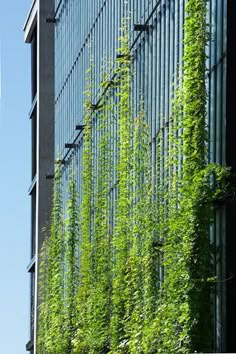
left=23, top=0, right=54, bottom=352
left=24, top=0, right=236, bottom=352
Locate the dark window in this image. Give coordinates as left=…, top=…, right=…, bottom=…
left=31, top=111, right=37, bottom=179
left=31, top=187, right=36, bottom=258
left=31, top=29, right=37, bottom=100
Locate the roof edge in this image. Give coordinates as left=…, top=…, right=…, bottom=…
left=23, top=0, right=37, bottom=43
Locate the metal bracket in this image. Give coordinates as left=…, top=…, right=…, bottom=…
left=46, top=174, right=55, bottom=180
left=27, top=256, right=36, bottom=273
left=56, top=159, right=66, bottom=165
left=65, top=143, right=77, bottom=149
left=46, top=18, right=57, bottom=24
left=134, top=24, right=150, bottom=32
left=117, top=53, right=132, bottom=60
left=26, top=339, right=34, bottom=351
left=109, top=80, right=116, bottom=86
left=76, top=124, right=86, bottom=130
left=90, top=103, right=103, bottom=111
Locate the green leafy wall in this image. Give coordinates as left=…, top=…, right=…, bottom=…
left=38, top=1, right=229, bottom=353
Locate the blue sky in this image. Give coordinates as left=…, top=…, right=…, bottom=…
left=0, top=1, right=32, bottom=353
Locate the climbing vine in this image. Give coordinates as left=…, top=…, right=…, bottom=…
left=38, top=163, right=66, bottom=353
left=145, top=0, right=229, bottom=352
left=124, top=108, right=157, bottom=353
left=73, top=71, right=94, bottom=352
left=46, top=164, right=66, bottom=353
left=38, top=164, right=80, bottom=353
left=38, top=233, right=50, bottom=353
left=64, top=169, right=80, bottom=352
left=88, top=95, right=112, bottom=353
left=110, top=24, right=133, bottom=352
left=37, top=1, right=229, bottom=352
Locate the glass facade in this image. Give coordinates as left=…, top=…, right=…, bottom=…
left=54, top=0, right=227, bottom=351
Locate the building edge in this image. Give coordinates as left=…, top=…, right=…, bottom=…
left=23, top=1, right=55, bottom=352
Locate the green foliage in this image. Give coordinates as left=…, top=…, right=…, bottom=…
left=38, top=2, right=230, bottom=352
left=73, top=64, right=112, bottom=353
left=38, top=163, right=66, bottom=353
left=73, top=70, right=94, bottom=353
left=46, top=164, right=66, bottom=353
left=110, top=24, right=133, bottom=352
left=64, top=171, right=80, bottom=352
left=38, top=164, right=80, bottom=353
left=38, top=234, right=50, bottom=354
left=87, top=95, right=112, bottom=353
left=144, top=0, right=229, bottom=351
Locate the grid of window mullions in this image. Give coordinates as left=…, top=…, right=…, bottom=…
left=54, top=0, right=226, bottom=351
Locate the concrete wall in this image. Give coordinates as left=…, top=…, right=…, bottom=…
left=24, top=0, right=55, bottom=352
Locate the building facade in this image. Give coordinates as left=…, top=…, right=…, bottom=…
left=23, top=1, right=54, bottom=352
left=25, top=0, right=236, bottom=352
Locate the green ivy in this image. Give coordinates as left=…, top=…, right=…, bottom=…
left=38, top=164, right=80, bottom=353
left=38, top=234, right=50, bottom=353
left=89, top=97, right=112, bottom=353
left=64, top=169, right=80, bottom=352
left=39, top=163, right=66, bottom=353
left=110, top=24, right=133, bottom=352
left=145, top=0, right=229, bottom=351
left=38, top=2, right=230, bottom=352
left=125, top=109, right=157, bottom=354
left=73, top=73, right=94, bottom=352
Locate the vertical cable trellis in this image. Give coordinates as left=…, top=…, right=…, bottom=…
left=48, top=0, right=228, bottom=352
